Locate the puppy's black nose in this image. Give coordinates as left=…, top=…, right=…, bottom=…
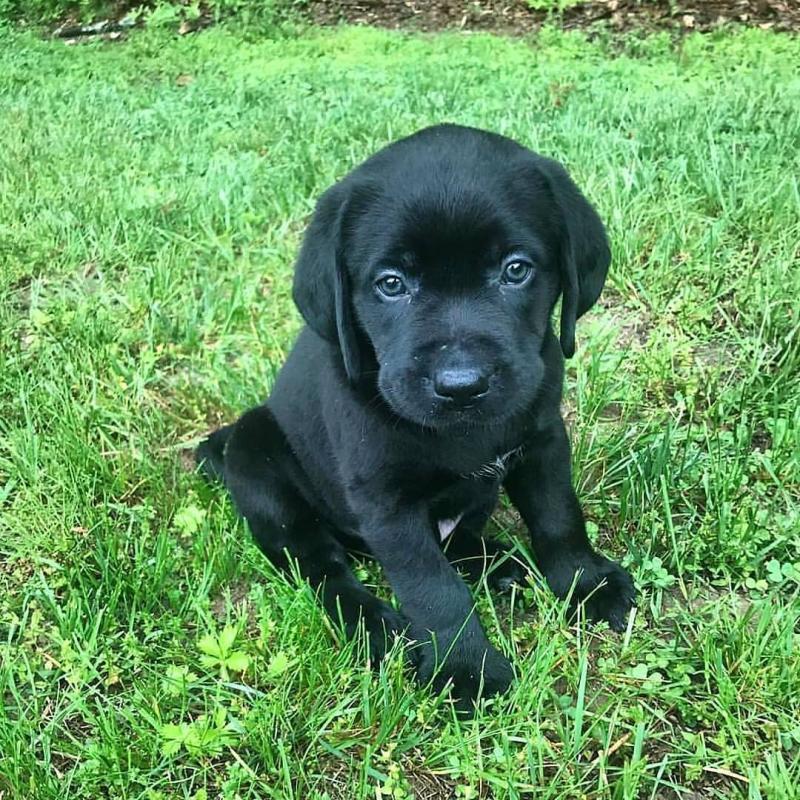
left=433, top=368, right=489, bottom=403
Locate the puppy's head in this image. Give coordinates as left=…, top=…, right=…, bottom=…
left=293, top=124, right=610, bottom=429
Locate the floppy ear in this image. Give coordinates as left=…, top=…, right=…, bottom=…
left=292, top=182, right=362, bottom=383
left=537, top=158, right=611, bottom=359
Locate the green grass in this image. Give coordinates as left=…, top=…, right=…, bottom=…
left=526, top=0, right=585, bottom=11
left=1, top=21, right=799, bottom=800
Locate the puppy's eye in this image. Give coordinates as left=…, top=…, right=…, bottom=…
left=375, top=273, right=408, bottom=299
left=501, top=259, right=534, bottom=286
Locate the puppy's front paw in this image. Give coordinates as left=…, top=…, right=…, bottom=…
left=544, top=553, right=635, bottom=631
left=582, top=559, right=636, bottom=631
left=414, top=631, right=514, bottom=710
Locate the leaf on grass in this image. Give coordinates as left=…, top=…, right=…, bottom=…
left=160, top=722, right=190, bottom=756
left=629, top=663, right=649, bottom=680
left=30, top=308, right=51, bottom=327
left=173, top=505, right=206, bottom=537
left=226, top=651, right=250, bottom=674
left=267, top=651, right=291, bottom=679
left=198, top=633, right=221, bottom=658
left=218, top=625, right=238, bottom=654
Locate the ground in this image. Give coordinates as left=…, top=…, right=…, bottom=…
left=1, top=16, right=799, bottom=800
left=305, top=0, right=800, bottom=35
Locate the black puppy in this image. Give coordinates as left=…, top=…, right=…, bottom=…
left=197, top=124, right=635, bottom=704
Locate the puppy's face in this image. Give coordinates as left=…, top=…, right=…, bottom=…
left=348, top=186, right=559, bottom=429
left=293, top=125, right=610, bottom=432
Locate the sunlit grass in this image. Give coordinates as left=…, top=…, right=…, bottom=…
left=1, top=22, right=799, bottom=800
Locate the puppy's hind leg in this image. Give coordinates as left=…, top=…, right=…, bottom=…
left=220, top=406, right=410, bottom=664
left=195, top=424, right=235, bottom=483
left=443, top=498, right=528, bottom=592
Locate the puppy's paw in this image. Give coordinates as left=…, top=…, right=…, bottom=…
left=487, top=555, right=529, bottom=594
left=450, top=538, right=528, bottom=593
left=414, top=631, right=514, bottom=710
left=543, top=553, right=636, bottom=632
left=347, top=600, right=413, bottom=665
left=581, top=559, right=636, bottom=631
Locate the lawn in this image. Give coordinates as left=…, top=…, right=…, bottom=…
left=1, top=18, right=799, bottom=800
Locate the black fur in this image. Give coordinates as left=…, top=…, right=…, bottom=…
left=197, top=124, right=635, bottom=708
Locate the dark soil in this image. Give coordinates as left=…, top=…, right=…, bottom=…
left=48, top=0, right=800, bottom=41
left=305, top=0, right=800, bottom=35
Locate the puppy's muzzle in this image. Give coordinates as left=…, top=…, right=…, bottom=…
left=433, top=366, right=490, bottom=405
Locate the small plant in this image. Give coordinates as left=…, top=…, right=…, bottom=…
left=527, top=0, right=584, bottom=11
left=766, top=558, right=800, bottom=586
left=198, top=625, right=250, bottom=680
left=266, top=650, right=291, bottom=680
left=637, top=555, right=676, bottom=589
left=173, top=501, right=207, bottom=538
left=160, top=708, right=243, bottom=757
left=161, top=664, right=199, bottom=697
left=141, top=1, right=180, bottom=29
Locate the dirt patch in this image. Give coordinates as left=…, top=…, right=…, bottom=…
left=49, top=0, right=800, bottom=43
left=305, top=0, right=800, bottom=35
left=178, top=446, right=199, bottom=473
left=596, top=291, right=652, bottom=350
left=311, top=756, right=355, bottom=800
left=7, top=274, right=33, bottom=313
left=312, top=752, right=461, bottom=799
left=692, top=341, right=736, bottom=372
left=405, top=764, right=461, bottom=800
left=210, top=578, right=252, bottom=621
left=660, top=582, right=754, bottom=628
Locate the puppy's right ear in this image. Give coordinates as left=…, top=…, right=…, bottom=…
left=292, top=181, right=362, bottom=383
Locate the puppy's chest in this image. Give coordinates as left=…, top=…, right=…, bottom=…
left=460, top=444, right=525, bottom=481
left=431, top=444, right=524, bottom=542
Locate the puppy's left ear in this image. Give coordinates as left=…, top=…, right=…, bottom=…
left=538, top=158, right=611, bottom=359
left=292, top=181, right=362, bottom=383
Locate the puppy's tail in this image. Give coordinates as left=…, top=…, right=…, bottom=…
left=195, top=424, right=234, bottom=484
